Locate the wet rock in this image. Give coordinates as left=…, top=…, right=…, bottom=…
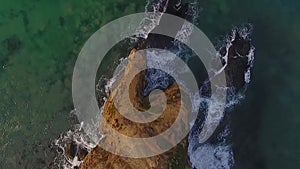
left=65, top=141, right=88, bottom=161
left=221, top=27, right=254, bottom=92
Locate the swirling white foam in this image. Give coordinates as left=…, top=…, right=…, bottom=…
left=188, top=143, right=234, bottom=169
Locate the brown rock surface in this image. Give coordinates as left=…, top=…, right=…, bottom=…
left=80, top=50, right=192, bottom=169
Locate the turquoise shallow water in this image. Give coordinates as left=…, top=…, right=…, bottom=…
left=0, top=0, right=300, bottom=168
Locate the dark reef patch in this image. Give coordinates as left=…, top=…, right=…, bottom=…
left=3, top=35, right=22, bottom=54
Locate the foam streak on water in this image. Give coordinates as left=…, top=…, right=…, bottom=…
left=135, top=0, right=169, bottom=39
left=175, top=1, right=200, bottom=45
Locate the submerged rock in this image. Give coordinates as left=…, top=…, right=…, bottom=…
left=3, top=35, right=21, bottom=54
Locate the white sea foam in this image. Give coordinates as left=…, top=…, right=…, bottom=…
left=53, top=122, right=97, bottom=169
left=245, top=46, right=255, bottom=83
left=188, top=143, right=234, bottom=169
left=136, top=0, right=169, bottom=39
left=175, top=1, right=199, bottom=44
